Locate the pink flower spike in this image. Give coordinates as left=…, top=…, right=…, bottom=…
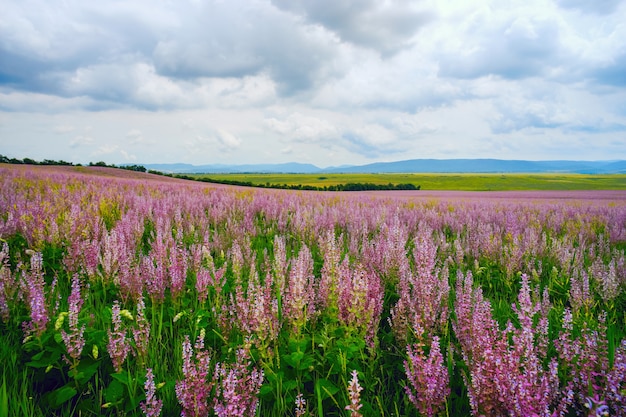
left=345, top=370, right=363, bottom=417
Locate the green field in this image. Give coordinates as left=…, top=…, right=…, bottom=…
left=190, top=172, right=626, bottom=191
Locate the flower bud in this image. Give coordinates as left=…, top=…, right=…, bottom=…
left=55, top=312, right=68, bottom=330
left=120, top=309, right=134, bottom=321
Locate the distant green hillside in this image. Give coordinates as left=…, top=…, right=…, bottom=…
left=190, top=172, right=626, bottom=191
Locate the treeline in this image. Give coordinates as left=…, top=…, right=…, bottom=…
left=184, top=176, right=420, bottom=191
left=0, top=155, right=420, bottom=191
left=0, top=155, right=147, bottom=173
left=0, top=154, right=75, bottom=166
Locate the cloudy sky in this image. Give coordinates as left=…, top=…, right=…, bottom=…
left=1, top=0, right=625, bottom=167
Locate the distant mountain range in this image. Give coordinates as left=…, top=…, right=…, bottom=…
left=142, top=159, right=626, bottom=174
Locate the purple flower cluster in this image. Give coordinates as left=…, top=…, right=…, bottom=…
left=284, top=245, right=316, bottom=334
left=176, top=334, right=213, bottom=417
left=175, top=336, right=264, bottom=417
left=454, top=271, right=560, bottom=416
left=107, top=300, right=130, bottom=372
left=21, top=252, right=49, bottom=340
left=390, top=228, right=450, bottom=344
left=403, top=336, right=449, bottom=417
left=345, top=370, right=363, bottom=417
left=60, top=274, right=86, bottom=362
left=337, top=259, right=383, bottom=350
left=0, top=242, right=14, bottom=322
left=213, top=347, right=264, bottom=417
left=141, top=367, right=162, bottom=417
left=133, top=296, right=150, bottom=360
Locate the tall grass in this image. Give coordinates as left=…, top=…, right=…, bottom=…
left=0, top=165, right=625, bottom=416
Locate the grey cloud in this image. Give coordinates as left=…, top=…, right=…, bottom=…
left=152, top=2, right=339, bottom=95
left=439, top=18, right=564, bottom=80
left=556, top=0, right=623, bottom=15
left=271, top=0, right=432, bottom=56
left=0, top=0, right=340, bottom=109
left=490, top=97, right=570, bottom=134
left=341, top=124, right=405, bottom=158
left=591, top=52, right=626, bottom=87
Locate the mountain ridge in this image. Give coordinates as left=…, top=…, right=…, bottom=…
left=142, top=159, right=626, bottom=174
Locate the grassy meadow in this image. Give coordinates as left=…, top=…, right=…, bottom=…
left=1, top=164, right=625, bottom=417
left=190, top=172, right=626, bottom=191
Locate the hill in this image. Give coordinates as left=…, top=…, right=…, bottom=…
left=143, top=159, right=626, bottom=174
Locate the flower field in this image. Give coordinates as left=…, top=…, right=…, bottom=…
left=1, top=164, right=625, bottom=416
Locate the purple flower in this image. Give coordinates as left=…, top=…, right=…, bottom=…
left=107, top=301, right=130, bottom=372
left=60, top=274, right=86, bottom=361
left=345, top=370, right=363, bottom=417
left=134, top=296, right=150, bottom=360
left=213, top=347, right=264, bottom=417
left=403, top=337, right=449, bottom=417
left=175, top=334, right=213, bottom=417
left=22, top=252, right=49, bottom=339
left=141, top=368, right=162, bottom=417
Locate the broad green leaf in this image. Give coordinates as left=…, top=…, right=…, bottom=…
left=104, top=380, right=124, bottom=403
left=52, top=386, right=77, bottom=407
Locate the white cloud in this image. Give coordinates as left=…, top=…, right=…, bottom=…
left=69, top=135, right=94, bottom=148
left=1, top=0, right=625, bottom=165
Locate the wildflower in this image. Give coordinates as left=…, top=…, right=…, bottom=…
left=213, top=346, right=264, bottom=417
left=176, top=335, right=213, bottom=417
left=22, top=252, right=49, bottom=339
left=295, top=393, right=307, bottom=417
left=60, top=274, right=86, bottom=362
left=404, top=337, right=449, bottom=417
left=107, top=301, right=130, bottom=372
left=141, top=368, right=163, bottom=417
left=345, top=370, right=363, bottom=417
left=134, top=297, right=150, bottom=360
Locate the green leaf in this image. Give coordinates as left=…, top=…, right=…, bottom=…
left=297, top=355, right=315, bottom=371
left=283, top=350, right=305, bottom=368
left=111, top=371, right=130, bottom=385
left=315, top=378, right=339, bottom=401
left=52, top=386, right=77, bottom=407
left=259, top=384, right=274, bottom=397
left=283, top=379, right=298, bottom=391
left=75, top=360, right=100, bottom=385
left=104, top=380, right=124, bottom=403
left=0, top=377, right=8, bottom=417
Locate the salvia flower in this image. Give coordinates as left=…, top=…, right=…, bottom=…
left=403, top=337, right=450, bottom=417
left=22, top=252, right=49, bottom=339
left=175, top=334, right=213, bottom=417
left=107, top=301, right=130, bottom=372
left=213, top=346, right=264, bottom=417
left=345, top=370, right=363, bottom=417
left=294, top=393, right=307, bottom=417
left=60, top=274, right=86, bottom=362
left=133, top=296, right=150, bottom=360
left=141, top=367, right=162, bottom=417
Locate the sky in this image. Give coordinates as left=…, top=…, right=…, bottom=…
left=1, top=0, right=626, bottom=168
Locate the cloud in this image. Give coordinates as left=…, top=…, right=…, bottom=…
left=215, top=129, right=241, bottom=150
left=438, top=15, right=565, bottom=80
left=341, top=123, right=404, bottom=158
left=591, top=51, right=626, bottom=87
left=54, top=125, right=75, bottom=134
left=264, top=112, right=338, bottom=144
left=92, top=144, right=118, bottom=157
left=69, top=135, right=94, bottom=148
left=271, top=0, right=433, bottom=56
left=556, top=0, right=623, bottom=15
left=151, top=1, right=340, bottom=95
left=120, top=149, right=137, bottom=161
